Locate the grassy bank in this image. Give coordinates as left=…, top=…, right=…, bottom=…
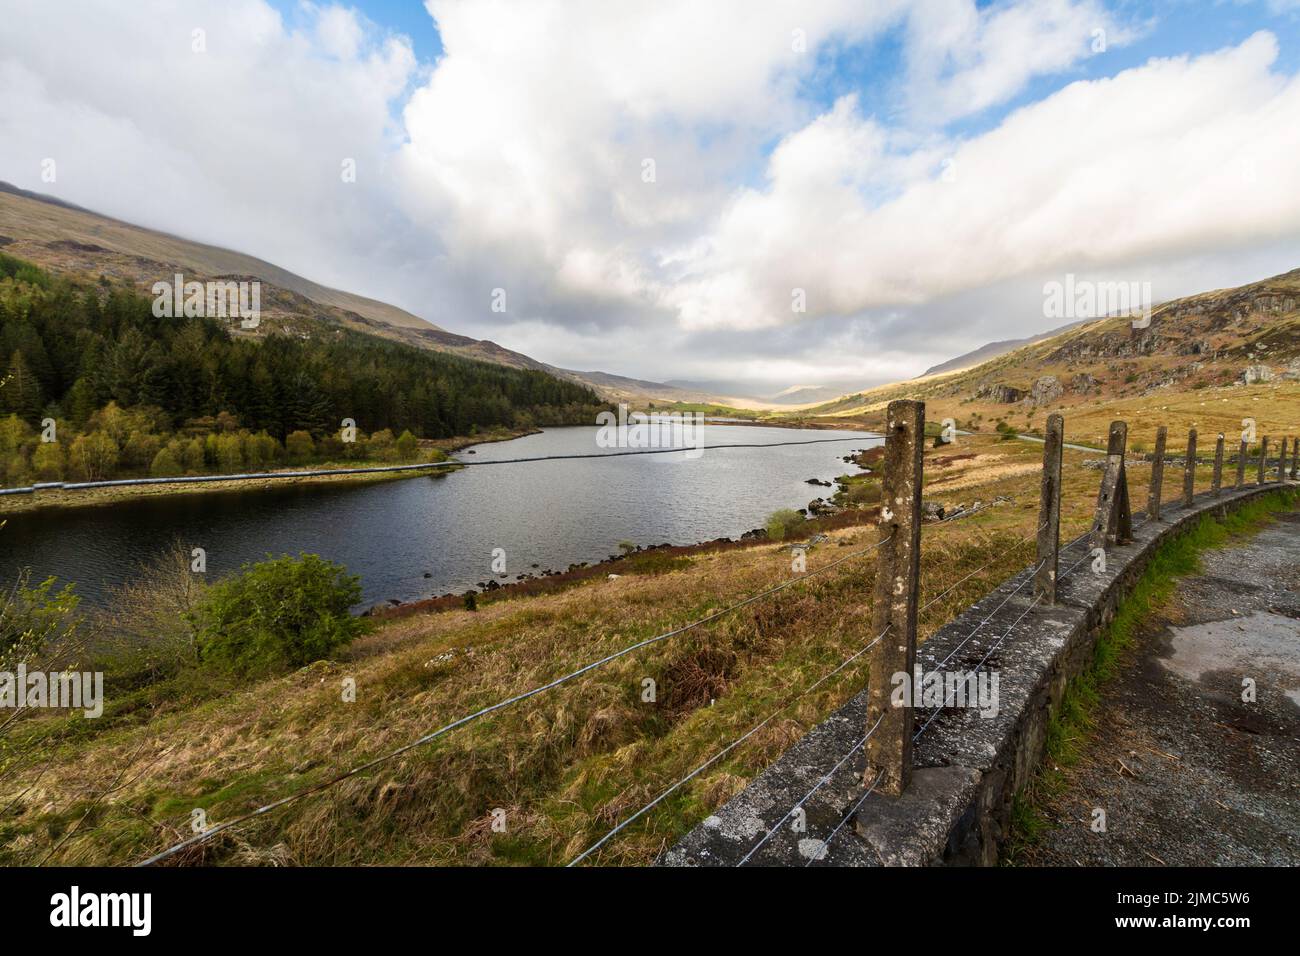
left=1004, top=487, right=1300, bottom=862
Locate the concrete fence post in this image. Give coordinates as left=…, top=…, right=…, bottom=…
left=1236, top=439, right=1248, bottom=490
left=1258, top=437, right=1268, bottom=486
left=866, top=399, right=924, bottom=797
left=1212, top=434, right=1225, bottom=496
left=1147, top=425, right=1167, bottom=521
left=1035, top=413, right=1063, bottom=605
left=1090, top=420, right=1133, bottom=550
left=1182, top=429, right=1197, bottom=507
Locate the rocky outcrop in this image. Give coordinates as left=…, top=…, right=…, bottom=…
left=1028, top=375, right=1063, bottom=405
left=975, top=382, right=1026, bottom=404
left=1243, top=364, right=1274, bottom=384
left=1068, top=372, right=1098, bottom=394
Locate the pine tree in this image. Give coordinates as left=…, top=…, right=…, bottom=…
left=0, top=350, right=44, bottom=424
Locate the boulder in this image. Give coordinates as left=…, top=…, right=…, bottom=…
left=1068, top=372, right=1098, bottom=394
left=1029, top=375, right=1063, bottom=405
left=1242, top=364, right=1273, bottom=385
left=975, top=382, right=1027, bottom=404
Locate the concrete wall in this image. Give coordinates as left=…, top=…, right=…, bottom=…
left=664, top=481, right=1293, bottom=867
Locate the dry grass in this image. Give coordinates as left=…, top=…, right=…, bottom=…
left=0, top=429, right=1251, bottom=867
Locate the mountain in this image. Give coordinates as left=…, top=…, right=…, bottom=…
left=663, top=378, right=855, bottom=408
left=552, top=370, right=754, bottom=407
left=0, top=182, right=438, bottom=332
left=920, top=318, right=1092, bottom=377
left=0, top=182, right=712, bottom=404
left=764, top=384, right=849, bottom=405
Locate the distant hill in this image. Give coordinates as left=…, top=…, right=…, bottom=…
left=920, top=318, right=1092, bottom=377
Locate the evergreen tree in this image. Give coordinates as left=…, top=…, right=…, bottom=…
left=0, top=350, right=44, bottom=423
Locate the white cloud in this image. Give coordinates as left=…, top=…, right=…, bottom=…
left=671, top=31, right=1300, bottom=330
left=0, top=0, right=417, bottom=298
left=904, top=0, right=1138, bottom=122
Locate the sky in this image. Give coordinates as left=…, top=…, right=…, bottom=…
left=2, top=0, right=1299, bottom=399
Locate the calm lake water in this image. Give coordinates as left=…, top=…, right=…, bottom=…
left=0, top=424, right=880, bottom=609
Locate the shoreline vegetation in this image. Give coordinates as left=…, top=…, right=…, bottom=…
left=0, top=426, right=536, bottom=515
left=0, top=416, right=874, bottom=515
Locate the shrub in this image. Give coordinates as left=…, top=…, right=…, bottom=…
left=367, top=428, right=396, bottom=461
left=149, top=446, right=182, bottom=477
left=395, top=430, right=419, bottom=462
left=97, top=542, right=207, bottom=682
left=841, top=479, right=882, bottom=507
left=191, top=553, right=366, bottom=674
left=285, top=430, right=315, bottom=465
left=214, top=433, right=243, bottom=472
left=68, top=431, right=119, bottom=480
left=32, top=441, right=64, bottom=481
left=181, top=437, right=205, bottom=472
left=1, top=571, right=81, bottom=671
left=765, top=508, right=804, bottom=541
left=245, top=431, right=280, bottom=469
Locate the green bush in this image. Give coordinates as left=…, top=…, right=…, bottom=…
left=395, top=430, right=419, bottom=462
left=765, top=508, right=804, bottom=541
left=149, top=446, right=182, bottom=477
left=191, top=553, right=366, bottom=674
left=285, top=430, right=315, bottom=465
left=0, top=571, right=81, bottom=670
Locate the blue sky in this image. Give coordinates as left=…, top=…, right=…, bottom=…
left=331, top=0, right=1299, bottom=143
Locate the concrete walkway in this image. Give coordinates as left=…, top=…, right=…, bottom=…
left=1019, top=510, right=1300, bottom=865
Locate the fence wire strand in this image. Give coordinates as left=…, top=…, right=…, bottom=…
left=567, top=625, right=891, bottom=866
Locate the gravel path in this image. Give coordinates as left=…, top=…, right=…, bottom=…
left=1019, top=510, right=1300, bottom=866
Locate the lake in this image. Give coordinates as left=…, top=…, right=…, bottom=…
left=0, top=424, right=880, bottom=609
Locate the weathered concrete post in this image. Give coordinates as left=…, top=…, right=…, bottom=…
left=1182, top=429, right=1197, bottom=506
left=1278, top=438, right=1289, bottom=482
left=1035, top=413, right=1063, bottom=605
left=1258, top=437, right=1268, bottom=486
left=1147, top=426, right=1167, bottom=521
left=866, top=399, right=924, bottom=797
left=1090, top=421, right=1133, bottom=549
left=1212, top=434, right=1225, bottom=496
left=1236, top=439, right=1248, bottom=490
